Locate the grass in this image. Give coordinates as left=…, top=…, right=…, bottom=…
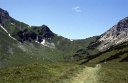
left=54, top=62, right=128, bottom=83
left=98, top=62, right=128, bottom=83
left=74, top=42, right=128, bottom=83
left=0, top=63, right=78, bottom=83
left=0, top=59, right=128, bottom=83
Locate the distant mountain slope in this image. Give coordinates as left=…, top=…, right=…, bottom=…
left=51, top=35, right=99, bottom=58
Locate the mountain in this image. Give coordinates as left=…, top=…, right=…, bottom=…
left=71, top=17, right=128, bottom=62
left=84, top=18, right=128, bottom=63
left=0, top=8, right=98, bottom=67
left=98, top=17, right=128, bottom=51
left=0, top=8, right=63, bottom=67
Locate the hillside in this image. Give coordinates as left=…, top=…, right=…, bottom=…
left=80, top=41, right=128, bottom=65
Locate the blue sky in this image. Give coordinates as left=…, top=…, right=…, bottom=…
left=0, top=0, right=128, bottom=39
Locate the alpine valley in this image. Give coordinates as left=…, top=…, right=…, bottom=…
left=0, top=8, right=128, bottom=83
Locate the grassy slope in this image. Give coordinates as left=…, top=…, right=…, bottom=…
left=52, top=35, right=99, bottom=59
left=0, top=62, right=127, bottom=83
left=84, top=41, right=128, bottom=64
left=56, top=64, right=101, bottom=83
left=55, top=63, right=128, bottom=83
left=4, top=19, right=29, bottom=35
left=0, top=63, right=78, bottom=83
left=98, top=62, right=128, bottom=83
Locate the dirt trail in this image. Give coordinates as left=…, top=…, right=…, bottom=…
left=65, top=64, right=101, bottom=83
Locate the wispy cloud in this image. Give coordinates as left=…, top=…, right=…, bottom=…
left=72, top=6, right=81, bottom=13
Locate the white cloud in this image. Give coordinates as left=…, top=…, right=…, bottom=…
left=72, top=6, right=81, bottom=13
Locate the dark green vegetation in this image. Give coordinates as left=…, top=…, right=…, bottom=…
left=80, top=41, right=128, bottom=65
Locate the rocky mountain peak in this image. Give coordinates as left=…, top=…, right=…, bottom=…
left=98, top=17, right=128, bottom=51
left=40, top=25, right=54, bottom=38
left=117, top=17, right=128, bottom=30
left=0, top=8, right=10, bottom=25
left=0, top=8, right=9, bottom=17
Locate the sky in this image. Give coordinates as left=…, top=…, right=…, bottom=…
left=0, top=0, right=128, bottom=39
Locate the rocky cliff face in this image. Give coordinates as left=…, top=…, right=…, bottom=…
left=17, top=25, right=54, bottom=43
left=0, top=8, right=10, bottom=26
left=98, top=17, right=128, bottom=50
